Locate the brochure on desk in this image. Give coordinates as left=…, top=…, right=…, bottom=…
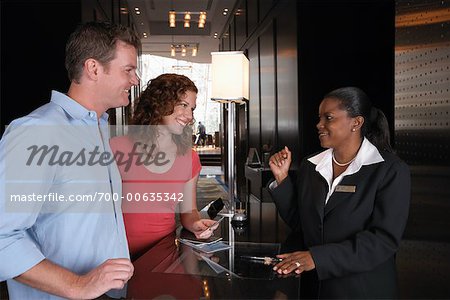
left=178, top=238, right=230, bottom=253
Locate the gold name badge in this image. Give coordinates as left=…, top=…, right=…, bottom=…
left=335, top=185, right=356, bottom=193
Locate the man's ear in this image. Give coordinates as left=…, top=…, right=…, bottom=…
left=84, top=58, right=100, bottom=81
left=353, top=116, right=364, bottom=130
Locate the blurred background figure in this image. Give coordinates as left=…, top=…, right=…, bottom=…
left=195, top=121, right=207, bottom=147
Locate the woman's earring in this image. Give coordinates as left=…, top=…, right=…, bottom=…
left=351, top=128, right=356, bottom=132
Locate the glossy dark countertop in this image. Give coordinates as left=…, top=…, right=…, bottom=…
left=127, top=200, right=302, bottom=299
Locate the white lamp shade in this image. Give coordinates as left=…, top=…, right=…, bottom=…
left=211, top=51, right=249, bottom=102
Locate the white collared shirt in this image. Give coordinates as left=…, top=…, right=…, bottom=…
left=308, top=137, right=384, bottom=204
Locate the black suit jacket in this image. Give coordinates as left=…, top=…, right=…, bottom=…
left=271, top=151, right=410, bottom=299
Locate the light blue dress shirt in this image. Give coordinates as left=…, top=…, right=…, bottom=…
left=0, top=91, right=129, bottom=299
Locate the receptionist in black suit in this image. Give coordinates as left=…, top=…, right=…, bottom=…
left=269, top=87, right=410, bottom=299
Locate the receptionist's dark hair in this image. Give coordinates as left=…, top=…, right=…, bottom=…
left=324, top=87, right=393, bottom=152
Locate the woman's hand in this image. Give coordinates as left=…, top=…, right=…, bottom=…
left=269, top=146, right=292, bottom=184
left=273, top=251, right=315, bottom=275
left=191, top=219, right=217, bottom=239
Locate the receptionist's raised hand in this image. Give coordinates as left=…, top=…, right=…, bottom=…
left=269, top=146, right=292, bottom=184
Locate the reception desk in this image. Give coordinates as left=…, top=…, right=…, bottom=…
left=127, top=200, right=302, bottom=299
left=244, top=165, right=274, bottom=202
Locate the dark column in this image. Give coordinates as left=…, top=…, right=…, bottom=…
left=0, top=0, right=82, bottom=134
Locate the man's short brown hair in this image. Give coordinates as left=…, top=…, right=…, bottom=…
left=65, top=22, right=141, bottom=83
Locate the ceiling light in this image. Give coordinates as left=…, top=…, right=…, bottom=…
left=136, top=11, right=141, bottom=15
left=170, top=44, right=198, bottom=58
left=184, top=12, right=191, bottom=27
left=169, top=10, right=176, bottom=27
left=168, top=11, right=206, bottom=29
left=198, top=11, right=206, bottom=28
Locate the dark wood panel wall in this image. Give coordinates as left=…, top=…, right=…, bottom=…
left=219, top=0, right=394, bottom=200
left=0, top=0, right=82, bottom=134
left=297, top=0, right=395, bottom=157
left=259, top=23, right=277, bottom=156
left=0, top=0, right=138, bottom=134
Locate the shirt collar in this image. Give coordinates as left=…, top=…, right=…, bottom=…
left=50, top=90, right=109, bottom=124
left=308, top=137, right=384, bottom=174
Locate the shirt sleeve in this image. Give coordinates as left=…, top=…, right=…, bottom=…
left=0, top=119, right=54, bottom=280
left=309, top=159, right=411, bottom=280
left=191, top=150, right=202, bottom=178
left=269, top=175, right=301, bottom=231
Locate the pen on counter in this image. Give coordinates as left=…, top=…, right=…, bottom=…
left=240, top=255, right=283, bottom=264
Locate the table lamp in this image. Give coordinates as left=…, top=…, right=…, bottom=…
left=210, top=51, right=249, bottom=219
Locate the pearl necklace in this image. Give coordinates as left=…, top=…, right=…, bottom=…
left=332, top=152, right=356, bottom=167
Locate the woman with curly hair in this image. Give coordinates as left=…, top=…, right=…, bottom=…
left=110, top=73, right=216, bottom=260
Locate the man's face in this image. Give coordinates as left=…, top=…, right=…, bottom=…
left=97, top=40, right=138, bottom=110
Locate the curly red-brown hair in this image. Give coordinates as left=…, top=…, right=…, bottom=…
left=130, top=73, right=198, bottom=155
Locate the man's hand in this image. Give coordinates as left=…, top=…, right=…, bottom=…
left=16, top=258, right=133, bottom=299
left=73, top=258, right=134, bottom=299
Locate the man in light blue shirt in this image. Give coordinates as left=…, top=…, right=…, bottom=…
left=0, top=22, right=140, bottom=299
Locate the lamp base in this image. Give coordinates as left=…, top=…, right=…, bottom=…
left=231, top=212, right=247, bottom=224
left=216, top=198, right=233, bottom=217
left=218, top=210, right=235, bottom=218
